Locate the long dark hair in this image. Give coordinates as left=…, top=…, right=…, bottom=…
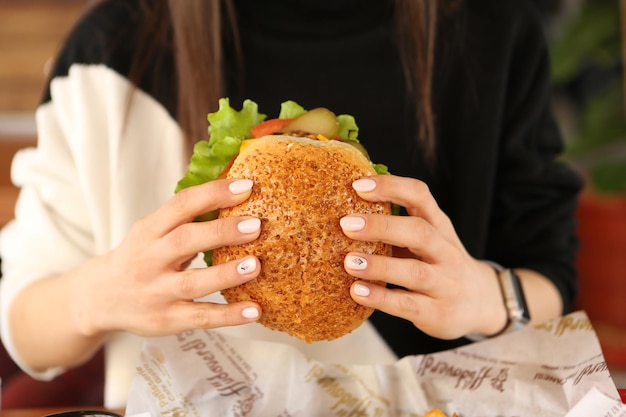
left=138, top=0, right=461, bottom=159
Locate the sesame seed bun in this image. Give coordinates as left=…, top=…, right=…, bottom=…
left=213, top=135, right=391, bottom=342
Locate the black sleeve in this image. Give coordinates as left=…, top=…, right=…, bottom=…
left=370, top=0, right=583, bottom=358
left=485, top=0, right=583, bottom=313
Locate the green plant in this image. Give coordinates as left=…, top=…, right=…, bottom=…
left=549, top=0, right=626, bottom=195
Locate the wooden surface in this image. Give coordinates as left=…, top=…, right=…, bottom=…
left=0, top=0, right=88, bottom=226
left=1, top=135, right=36, bottom=186
left=0, top=135, right=36, bottom=227
left=0, top=0, right=88, bottom=112
left=0, top=185, right=20, bottom=227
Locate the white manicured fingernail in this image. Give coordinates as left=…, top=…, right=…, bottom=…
left=242, top=307, right=259, bottom=319
left=229, top=179, right=254, bottom=194
left=340, top=216, right=366, bottom=232
left=352, top=178, right=376, bottom=192
left=237, top=257, right=257, bottom=274
left=354, top=283, right=371, bottom=297
left=237, top=218, right=261, bottom=234
left=345, top=255, right=368, bottom=270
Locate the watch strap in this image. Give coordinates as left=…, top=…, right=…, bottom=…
left=466, top=262, right=530, bottom=341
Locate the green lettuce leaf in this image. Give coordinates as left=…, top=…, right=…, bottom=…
left=372, top=163, right=389, bottom=175
left=175, top=98, right=266, bottom=194
left=208, top=98, right=266, bottom=145
left=278, top=100, right=307, bottom=119
left=337, top=114, right=359, bottom=142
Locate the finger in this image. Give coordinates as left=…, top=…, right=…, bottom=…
left=340, top=214, right=452, bottom=262
left=153, top=300, right=262, bottom=334
left=352, top=175, right=453, bottom=232
left=350, top=279, right=464, bottom=339
left=171, top=256, right=261, bottom=300
left=344, top=253, right=436, bottom=292
left=144, top=179, right=254, bottom=238
left=349, top=279, right=439, bottom=325
left=159, top=216, right=261, bottom=266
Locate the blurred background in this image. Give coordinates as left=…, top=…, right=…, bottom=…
left=0, top=0, right=624, bottom=408
left=539, top=0, right=626, bottom=387
left=0, top=0, right=88, bottom=227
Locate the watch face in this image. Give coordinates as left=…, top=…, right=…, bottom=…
left=509, top=269, right=531, bottom=323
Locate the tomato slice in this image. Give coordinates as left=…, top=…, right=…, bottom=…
left=250, top=118, right=293, bottom=138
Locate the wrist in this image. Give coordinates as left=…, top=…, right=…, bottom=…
left=70, top=254, right=111, bottom=338
left=469, top=261, right=508, bottom=337
left=466, top=261, right=531, bottom=341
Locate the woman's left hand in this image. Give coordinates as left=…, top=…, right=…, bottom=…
left=340, top=174, right=507, bottom=340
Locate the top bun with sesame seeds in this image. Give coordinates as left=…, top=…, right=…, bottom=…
left=213, top=135, right=391, bottom=342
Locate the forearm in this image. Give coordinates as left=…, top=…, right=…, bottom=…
left=471, top=263, right=564, bottom=338
left=8, top=255, right=108, bottom=372
left=516, top=268, right=563, bottom=327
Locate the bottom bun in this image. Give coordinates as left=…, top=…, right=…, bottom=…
left=213, top=136, right=391, bottom=342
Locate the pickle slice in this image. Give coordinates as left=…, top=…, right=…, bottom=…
left=280, top=107, right=339, bottom=139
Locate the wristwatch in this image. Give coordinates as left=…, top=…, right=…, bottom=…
left=466, top=262, right=531, bottom=341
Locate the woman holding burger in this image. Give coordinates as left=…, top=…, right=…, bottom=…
left=0, top=0, right=582, bottom=409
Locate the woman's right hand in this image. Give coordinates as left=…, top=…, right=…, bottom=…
left=74, top=178, right=262, bottom=338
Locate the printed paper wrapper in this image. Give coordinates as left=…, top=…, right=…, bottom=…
left=125, top=311, right=625, bottom=416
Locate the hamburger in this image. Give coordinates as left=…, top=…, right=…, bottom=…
left=176, top=98, right=391, bottom=342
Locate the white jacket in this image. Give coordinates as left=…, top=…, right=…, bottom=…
left=0, top=65, right=396, bottom=409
